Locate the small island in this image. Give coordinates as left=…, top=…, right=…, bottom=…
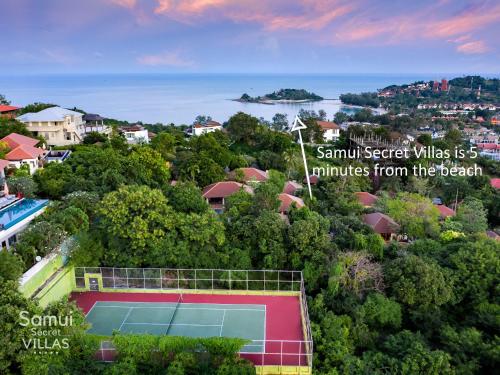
left=236, top=88, right=323, bottom=104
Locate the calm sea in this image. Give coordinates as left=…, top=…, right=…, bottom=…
left=0, top=73, right=432, bottom=124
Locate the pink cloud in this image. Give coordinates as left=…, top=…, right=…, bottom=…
left=137, top=51, right=194, bottom=67
left=456, top=40, right=489, bottom=54
left=109, top=0, right=136, bottom=9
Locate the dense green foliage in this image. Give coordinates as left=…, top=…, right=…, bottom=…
left=240, top=88, right=323, bottom=102
left=1, top=104, right=498, bottom=374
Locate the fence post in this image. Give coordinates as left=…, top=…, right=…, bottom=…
left=143, top=268, right=146, bottom=289
left=280, top=341, right=283, bottom=367
left=177, top=269, right=180, bottom=290
left=113, top=268, right=116, bottom=289
left=246, top=270, right=249, bottom=290
left=195, top=269, right=197, bottom=290
left=211, top=269, right=214, bottom=290
left=125, top=268, right=129, bottom=288
left=160, top=268, right=163, bottom=290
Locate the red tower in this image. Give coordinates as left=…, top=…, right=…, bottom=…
left=441, top=79, right=448, bottom=92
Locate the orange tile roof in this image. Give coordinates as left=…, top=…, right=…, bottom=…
left=6, top=145, right=45, bottom=160
left=0, top=133, right=39, bottom=149
left=317, top=120, right=339, bottom=130
left=363, top=212, right=400, bottom=234
left=283, top=181, right=302, bottom=195
left=434, top=204, right=455, bottom=218
left=202, top=181, right=253, bottom=199
left=0, top=105, right=20, bottom=113
left=239, top=167, right=268, bottom=182
left=278, top=193, right=304, bottom=213
left=355, top=192, right=378, bottom=207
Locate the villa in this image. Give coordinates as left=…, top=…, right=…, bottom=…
left=202, top=181, right=253, bottom=212
left=434, top=204, right=455, bottom=219
left=231, top=167, right=268, bottom=183
left=0, top=133, right=46, bottom=174
left=317, top=120, right=340, bottom=143
left=82, top=114, right=111, bottom=137
left=119, top=125, right=150, bottom=144
left=282, top=181, right=302, bottom=195
left=0, top=198, right=49, bottom=250
left=278, top=193, right=304, bottom=214
left=355, top=192, right=378, bottom=208
left=188, top=121, right=223, bottom=136
left=363, top=212, right=400, bottom=241
left=0, top=105, right=21, bottom=119
left=16, top=106, right=85, bottom=146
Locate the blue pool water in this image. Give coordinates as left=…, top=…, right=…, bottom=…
left=0, top=199, right=49, bottom=230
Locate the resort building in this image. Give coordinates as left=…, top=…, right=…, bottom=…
left=434, top=204, right=455, bottom=219
left=119, top=125, right=150, bottom=144
left=16, top=106, right=85, bottom=146
left=355, top=192, right=378, bottom=208
left=231, top=167, right=269, bottom=183
left=82, top=114, right=111, bottom=137
left=188, top=121, right=223, bottom=136
left=0, top=133, right=46, bottom=174
left=278, top=193, right=304, bottom=214
left=202, top=181, right=253, bottom=212
left=0, top=105, right=21, bottom=119
left=363, top=212, right=400, bottom=241
left=282, top=181, right=302, bottom=195
left=317, top=120, right=340, bottom=142
left=0, top=198, right=49, bottom=250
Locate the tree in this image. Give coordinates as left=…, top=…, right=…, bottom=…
left=0, top=250, right=24, bottom=282
left=385, top=254, right=453, bottom=308
left=454, top=197, right=488, bottom=234
left=0, top=94, right=10, bottom=105
left=6, top=176, right=37, bottom=198
left=83, top=132, right=108, bottom=144
left=151, top=132, right=176, bottom=161
left=227, top=112, right=259, bottom=144
left=98, top=185, right=175, bottom=265
left=165, top=182, right=209, bottom=214
left=380, top=192, right=440, bottom=238
left=355, top=293, right=402, bottom=330
left=271, top=113, right=288, bottom=131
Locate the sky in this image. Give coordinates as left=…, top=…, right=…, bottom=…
left=1, top=0, right=500, bottom=75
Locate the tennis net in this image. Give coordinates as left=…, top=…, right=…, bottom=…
left=165, top=294, right=183, bottom=334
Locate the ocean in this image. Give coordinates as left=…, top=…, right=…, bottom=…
left=0, top=73, right=432, bottom=124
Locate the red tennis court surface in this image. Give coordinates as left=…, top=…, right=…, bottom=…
left=71, top=291, right=310, bottom=367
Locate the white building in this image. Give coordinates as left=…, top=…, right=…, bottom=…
left=16, top=106, right=85, bottom=146
left=190, top=121, right=222, bottom=136
left=119, top=125, right=150, bottom=144
left=317, top=120, right=340, bottom=142
left=82, top=114, right=111, bottom=137
left=0, top=133, right=46, bottom=175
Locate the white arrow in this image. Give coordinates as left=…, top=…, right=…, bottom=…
left=290, top=115, right=312, bottom=199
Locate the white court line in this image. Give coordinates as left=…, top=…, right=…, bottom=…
left=219, top=309, right=226, bottom=336
left=118, top=307, right=133, bottom=331
left=123, top=322, right=223, bottom=327
left=85, top=301, right=98, bottom=317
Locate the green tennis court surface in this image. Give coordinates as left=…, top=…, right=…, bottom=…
left=86, top=301, right=266, bottom=352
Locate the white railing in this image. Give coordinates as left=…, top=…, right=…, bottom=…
left=96, top=339, right=313, bottom=367
left=77, top=267, right=313, bottom=368
left=75, top=267, right=303, bottom=292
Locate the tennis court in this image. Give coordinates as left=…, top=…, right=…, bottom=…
left=86, top=298, right=266, bottom=353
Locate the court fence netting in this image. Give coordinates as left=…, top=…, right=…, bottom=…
left=75, top=267, right=313, bottom=370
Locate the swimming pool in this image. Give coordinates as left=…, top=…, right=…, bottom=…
left=0, top=199, right=49, bottom=230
